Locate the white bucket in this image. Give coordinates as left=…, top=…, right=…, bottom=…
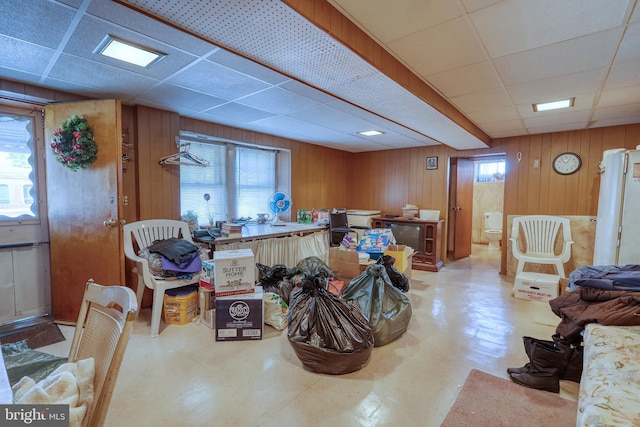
left=419, top=209, right=440, bottom=220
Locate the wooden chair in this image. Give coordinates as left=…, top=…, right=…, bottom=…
left=69, top=279, right=137, bottom=427
left=510, top=215, right=574, bottom=278
left=122, top=219, right=200, bottom=338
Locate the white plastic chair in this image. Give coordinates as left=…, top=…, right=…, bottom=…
left=69, top=279, right=137, bottom=427
left=122, top=219, right=200, bottom=338
left=510, top=215, right=574, bottom=278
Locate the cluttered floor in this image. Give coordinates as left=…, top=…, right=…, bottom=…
left=39, top=244, right=579, bottom=426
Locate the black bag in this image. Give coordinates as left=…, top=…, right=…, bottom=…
left=342, top=264, right=412, bottom=346
left=376, top=255, right=410, bottom=292
left=256, top=263, right=293, bottom=304
left=287, top=273, right=373, bottom=375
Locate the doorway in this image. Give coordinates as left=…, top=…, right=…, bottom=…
left=0, top=104, right=51, bottom=331
left=447, top=155, right=505, bottom=265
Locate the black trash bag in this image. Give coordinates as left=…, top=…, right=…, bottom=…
left=342, top=263, right=412, bottom=347
left=256, top=263, right=294, bottom=303
left=287, top=273, right=373, bottom=375
left=1, top=340, right=67, bottom=387
left=287, top=256, right=334, bottom=282
left=376, top=255, right=410, bottom=292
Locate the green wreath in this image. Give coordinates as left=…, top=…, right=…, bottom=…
left=50, top=115, right=98, bottom=171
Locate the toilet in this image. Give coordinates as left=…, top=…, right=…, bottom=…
left=484, top=212, right=503, bottom=251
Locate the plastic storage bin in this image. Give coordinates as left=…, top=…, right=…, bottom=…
left=163, top=285, right=199, bottom=325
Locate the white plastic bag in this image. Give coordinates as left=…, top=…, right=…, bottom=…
left=264, top=292, right=288, bottom=330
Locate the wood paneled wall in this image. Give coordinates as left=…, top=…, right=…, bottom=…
left=132, top=105, right=353, bottom=222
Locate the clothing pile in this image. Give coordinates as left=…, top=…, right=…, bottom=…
left=139, top=237, right=205, bottom=279
left=508, top=264, right=640, bottom=393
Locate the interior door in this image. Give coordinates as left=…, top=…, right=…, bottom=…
left=450, top=158, right=474, bottom=260
left=45, top=99, right=124, bottom=323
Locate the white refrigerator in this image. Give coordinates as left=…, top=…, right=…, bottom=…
left=593, top=147, right=640, bottom=265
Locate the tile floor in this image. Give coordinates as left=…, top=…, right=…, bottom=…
left=41, top=245, right=579, bottom=426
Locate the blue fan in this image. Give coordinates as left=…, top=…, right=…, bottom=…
left=268, top=191, right=291, bottom=226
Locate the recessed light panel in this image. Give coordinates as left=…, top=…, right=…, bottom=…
left=358, top=130, right=384, bottom=136
left=95, top=35, right=165, bottom=68
left=533, top=98, right=574, bottom=112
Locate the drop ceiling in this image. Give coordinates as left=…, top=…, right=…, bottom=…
left=0, top=0, right=638, bottom=153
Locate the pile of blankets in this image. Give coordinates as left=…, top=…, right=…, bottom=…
left=551, top=264, right=640, bottom=341
left=12, top=358, right=95, bottom=427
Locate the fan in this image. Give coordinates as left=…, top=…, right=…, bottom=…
left=268, top=191, right=291, bottom=226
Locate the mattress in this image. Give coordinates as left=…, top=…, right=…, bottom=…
left=577, top=323, right=640, bottom=426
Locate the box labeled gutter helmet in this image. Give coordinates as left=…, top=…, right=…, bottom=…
left=215, top=286, right=264, bottom=341
left=213, top=248, right=255, bottom=297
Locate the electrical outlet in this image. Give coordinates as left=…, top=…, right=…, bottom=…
left=533, top=159, right=540, bottom=168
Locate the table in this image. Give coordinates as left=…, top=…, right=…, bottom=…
left=0, top=351, right=12, bottom=403
left=197, top=222, right=327, bottom=246
left=196, top=222, right=330, bottom=268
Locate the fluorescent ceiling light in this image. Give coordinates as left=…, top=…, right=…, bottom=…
left=95, top=35, right=165, bottom=68
left=358, top=130, right=384, bottom=136
left=533, top=98, right=574, bottom=112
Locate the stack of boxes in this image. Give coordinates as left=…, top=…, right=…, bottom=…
left=200, top=248, right=264, bottom=341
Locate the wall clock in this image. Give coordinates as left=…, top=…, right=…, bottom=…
left=552, top=152, right=582, bottom=175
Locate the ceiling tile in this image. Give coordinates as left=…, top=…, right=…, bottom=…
left=597, top=86, right=640, bottom=108
left=204, top=102, right=275, bottom=123
left=605, top=59, right=640, bottom=89
left=47, top=53, right=159, bottom=97
left=237, top=87, right=320, bottom=115
left=427, top=61, right=502, bottom=97
left=451, top=88, right=513, bottom=113
left=208, top=49, right=289, bottom=85
left=329, top=0, right=462, bottom=43
left=506, top=69, right=606, bottom=104
left=64, top=16, right=205, bottom=79
left=0, top=36, right=56, bottom=76
left=387, top=17, right=486, bottom=76
left=459, top=0, right=503, bottom=14
left=614, top=21, right=640, bottom=63
left=471, top=0, right=630, bottom=58
left=494, top=28, right=622, bottom=86
left=137, top=83, right=227, bottom=111
left=0, top=0, right=74, bottom=48
left=523, top=109, right=590, bottom=128
left=467, top=105, right=521, bottom=123
left=168, top=60, right=271, bottom=100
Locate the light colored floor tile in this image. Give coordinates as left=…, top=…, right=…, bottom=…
left=46, top=244, right=579, bottom=426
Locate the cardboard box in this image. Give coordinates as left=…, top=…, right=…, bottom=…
left=213, top=248, right=255, bottom=297
left=215, top=287, right=264, bottom=341
left=357, top=228, right=396, bottom=254
left=514, top=272, right=560, bottom=302
left=163, top=285, right=198, bottom=325
left=384, top=245, right=413, bottom=275
left=200, top=259, right=214, bottom=290
left=199, top=286, right=216, bottom=329
left=329, top=247, right=361, bottom=280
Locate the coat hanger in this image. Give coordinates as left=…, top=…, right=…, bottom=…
left=159, top=143, right=209, bottom=167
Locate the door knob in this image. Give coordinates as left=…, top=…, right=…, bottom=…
left=103, top=218, right=118, bottom=227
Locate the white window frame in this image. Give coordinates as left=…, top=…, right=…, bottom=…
left=178, top=132, right=290, bottom=226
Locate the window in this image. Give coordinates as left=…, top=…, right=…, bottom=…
left=0, top=114, right=38, bottom=218
left=179, top=135, right=278, bottom=226
left=475, top=159, right=505, bottom=183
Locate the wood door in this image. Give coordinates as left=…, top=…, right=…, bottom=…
left=45, top=99, right=124, bottom=323
left=451, top=158, right=474, bottom=260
